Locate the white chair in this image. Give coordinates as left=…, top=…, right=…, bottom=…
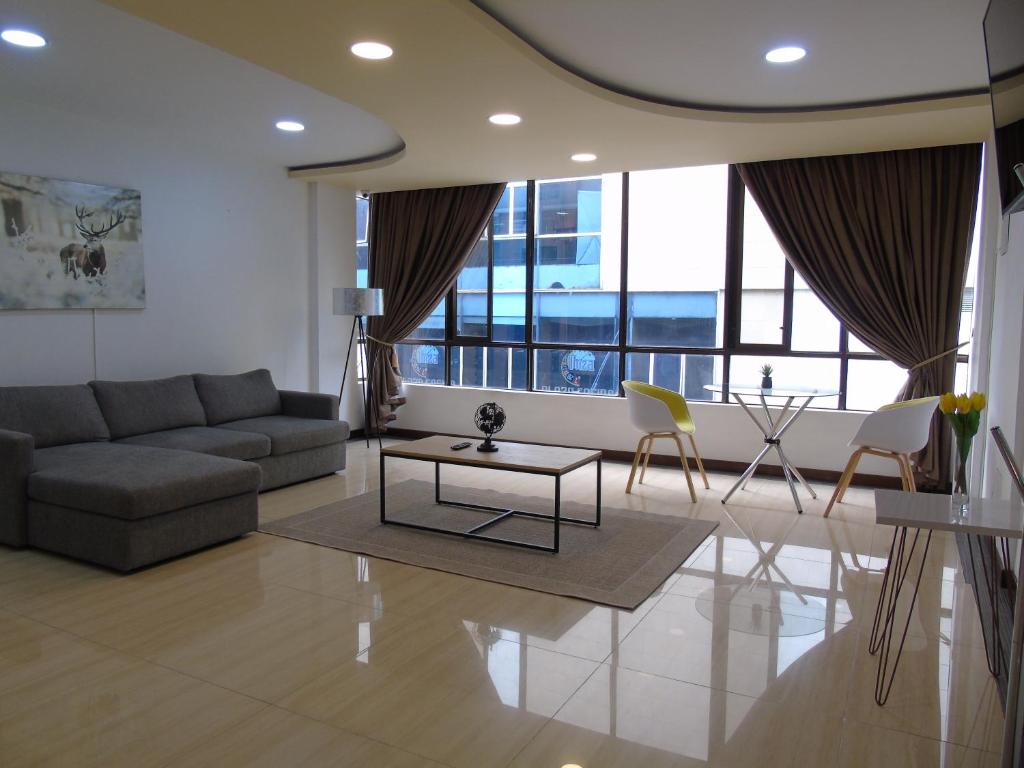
left=622, top=381, right=710, bottom=502
left=824, top=396, right=939, bottom=517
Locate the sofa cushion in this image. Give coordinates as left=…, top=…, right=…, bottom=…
left=89, top=375, right=207, bottom=439
left=28, top=443, right=260, bottom=521
left=219, top=415, right=349, bottom=456
left=0, top=385, right=110, bottom=448
left=193, top=369, right=281, bottom=426
left=117, top=426, right=271, bottom=461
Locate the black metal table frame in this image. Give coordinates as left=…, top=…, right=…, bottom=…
left=869, top=526, right=1005, bottom=706
left=379, top=452, right=602, bottom=553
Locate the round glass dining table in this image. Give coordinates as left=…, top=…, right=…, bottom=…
left=704, top=384, right=840, bottom=513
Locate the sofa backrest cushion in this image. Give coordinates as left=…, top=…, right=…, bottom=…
left=193, top=369, right=281, bottom=425
left=0, top=385, right=111, bottom=448
left=89, top=375, right=208, bottom=439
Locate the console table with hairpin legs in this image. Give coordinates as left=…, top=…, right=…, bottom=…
left=871, top=489, right=1023, bottom=706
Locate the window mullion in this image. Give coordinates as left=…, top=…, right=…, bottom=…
left=723, top=166, right=745, bottom=402
left=782, top=262, right=794, bottom=350
left=838, top=323, right=849, bottom=410
left=618, top=171, right=629, bottom=394
left=486, top=219, right=494, bottom=343
left=525, top=180, right=536, bottom=392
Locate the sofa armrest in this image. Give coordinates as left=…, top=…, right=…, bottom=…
left=279, top=390, right=340, bottom=421
left=0, top=429, right=34, bottom=547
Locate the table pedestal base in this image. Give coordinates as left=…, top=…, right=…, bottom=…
left=721, top=392, right=819, bottom=514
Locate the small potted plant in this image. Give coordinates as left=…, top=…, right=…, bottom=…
left=760, top=364, right=774, bottom=390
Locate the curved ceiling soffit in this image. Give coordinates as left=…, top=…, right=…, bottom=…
left=468, top=0, right=990, bottom=116
left=288, top=141, right=407, bottom=176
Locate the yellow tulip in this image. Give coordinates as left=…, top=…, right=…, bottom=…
left=970, top=392, right=986, bottom=412
left=938, top=393, right=957, bottom=414
left=955, top=394, right=972, bottom=414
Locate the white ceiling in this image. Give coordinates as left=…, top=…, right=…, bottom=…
left=0, top=0, right=403, bottom=169
left=14, top=0, right=992, bottom=192
left=475, top=0, right=991, bottom=110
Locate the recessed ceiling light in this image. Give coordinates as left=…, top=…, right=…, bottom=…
left=571, top=153, right=597, bottom=162
left=351, top=41, right=393, bottom=60
left=275, top=120, right=305, bottom=132
left=1, top=29, right=47, bottom=48
left=765, top=46, right=806, bottom=63
left=488, top=113, right=521, bottom=126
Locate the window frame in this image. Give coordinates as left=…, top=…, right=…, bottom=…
left=391, top=168, right=969, bottom=410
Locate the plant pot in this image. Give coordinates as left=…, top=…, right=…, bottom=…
left=761, top=376, right=773, bottom=390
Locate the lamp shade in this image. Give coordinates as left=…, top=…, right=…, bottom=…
left=333, top=287, right=384, bottom=317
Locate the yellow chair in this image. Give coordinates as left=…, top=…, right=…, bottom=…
left=824, top=396, right=939, bottom=517
left=622, top=381, right=710, bottom=502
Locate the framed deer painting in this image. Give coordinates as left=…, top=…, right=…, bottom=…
left=0, top=171, right=144, bottom=309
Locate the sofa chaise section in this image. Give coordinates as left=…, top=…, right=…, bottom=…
left=0, top=383, right=112, bottom=548
left=28, top=443, right=260, bottom=571
left=0, top=383, right=261, bottom=571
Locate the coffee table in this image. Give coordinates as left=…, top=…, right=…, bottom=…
left=379, top=435, right=602, bottom=553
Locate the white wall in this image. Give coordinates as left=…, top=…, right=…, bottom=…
left=309, top=182, right=363, bottom=427
left=0, top=98, right=355, bottom=395
left=393, top=383, right=900, bottom=476
left=981, top=206, right=1024, bottom=499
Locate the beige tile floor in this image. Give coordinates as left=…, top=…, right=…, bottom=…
left=0, top=438, right=1005, bottom=767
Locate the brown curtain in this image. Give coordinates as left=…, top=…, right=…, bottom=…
left=737, top=143, right=981, bottom=486
left=366, top=183, right=505, bottom=433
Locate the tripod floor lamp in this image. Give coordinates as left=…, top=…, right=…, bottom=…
left=333, top=287, right=384, bottom=449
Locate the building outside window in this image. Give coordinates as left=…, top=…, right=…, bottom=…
left=356, top=194, right=369, bottom=289
left=387, top=165, right=978, bottom=411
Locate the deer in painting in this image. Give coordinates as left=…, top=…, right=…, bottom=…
left=59, top=206, right=126, bottom=279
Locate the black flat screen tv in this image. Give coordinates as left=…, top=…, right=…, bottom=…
left=985, top=0, right=1024, bottom=214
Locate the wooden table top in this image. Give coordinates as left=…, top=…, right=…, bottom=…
left=381, top=435, right=601, bottom=475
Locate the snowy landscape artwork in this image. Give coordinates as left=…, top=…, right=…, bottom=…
left=0, top=172, right=144, bottom=309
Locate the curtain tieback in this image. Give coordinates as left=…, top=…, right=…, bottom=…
left=907, top=339, right=971, bottom=372
left=365, top=334, right=394, bottom=348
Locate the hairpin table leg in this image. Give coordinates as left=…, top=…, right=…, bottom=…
left=870, top=525, right=932, bottom=706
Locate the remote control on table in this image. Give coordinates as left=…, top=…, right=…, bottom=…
left=450, top=441, right=472, bottom=450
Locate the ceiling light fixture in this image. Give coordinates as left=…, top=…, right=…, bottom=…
left=571, top=153, right=597, bottom=162
left=275, top=120, right=305, bottom=132
left=350, top=41, right=393, bottom=60
left=488, top=113, right=521, bottom=126
left=1, top=29, right=47, bottom=48
left=765, top=46, right=806, bottom=63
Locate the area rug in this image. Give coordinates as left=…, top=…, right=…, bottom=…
left=260, top=480, right=717, bottom=609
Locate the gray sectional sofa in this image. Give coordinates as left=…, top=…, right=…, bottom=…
left=0, top=369, right=349, bottom=571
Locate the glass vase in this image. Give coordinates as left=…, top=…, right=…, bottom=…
left=952, top=435, right=971, bottom=520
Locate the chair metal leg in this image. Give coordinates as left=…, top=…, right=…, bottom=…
left=671, top=434, right=698, bottom=503
left=639, top=436, right=655, bottom=484
left=688, top=434, right=710, bottom=489
left=626, top=435, right=647, bottom=494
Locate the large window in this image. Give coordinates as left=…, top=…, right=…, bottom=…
left=356, top=195, right=369, bottom=289
left=388, top=167, right=977, bottom=410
